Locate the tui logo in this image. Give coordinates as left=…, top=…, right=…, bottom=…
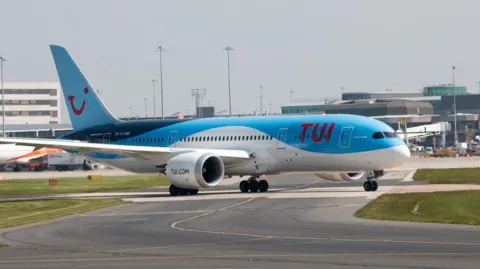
left=300, top=122, right=335, bottom=143
left=68, top=87, right=88, bottom=115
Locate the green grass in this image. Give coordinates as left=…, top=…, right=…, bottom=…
left=0, top=174, right=169, bottom=196
left=0, top=199, right=123, bottom=229
left=413, top=168, right=480, bottom=184
left=355, top=190, right=480, bottom=225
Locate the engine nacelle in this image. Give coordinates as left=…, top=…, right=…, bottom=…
left=165, top=151, right=225, bottom=189
left=314, top=172, right=366, bottom=181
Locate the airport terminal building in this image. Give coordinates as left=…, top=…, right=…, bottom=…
left=0, top=82, right=62, bottom=125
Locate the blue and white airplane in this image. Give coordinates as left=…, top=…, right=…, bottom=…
left=0, top=45, right=410, bottom=196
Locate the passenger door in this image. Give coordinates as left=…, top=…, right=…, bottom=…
left=276, top=128, right=288, bottom=149
left=168, top=131, right=178, bottom=147
left=339, top=127, right=353, bottom=148
left=103, top=133, right=111, bottom=144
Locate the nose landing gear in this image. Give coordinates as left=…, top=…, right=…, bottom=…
left=363, top=170, right=381, bottom=192
left=363, top=179, right=378, bottom=192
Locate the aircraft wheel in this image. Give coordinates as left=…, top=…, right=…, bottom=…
left=239, top=180, right=249, bottom=193
left=363, top=181, right=372, bottom=192
left=249, top=180, right=260, bottom=192
left=178, top=187, right=188, bottom=196
left=169, top=185, right=179, bottom=196
left=259, top=180, right=269, bottom=192
left=188, top=189, right=199, bottom=195
left=371, top=181, right=378, bottom=191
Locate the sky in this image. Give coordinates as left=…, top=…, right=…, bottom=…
left=1, top=0, right=480, bottom=122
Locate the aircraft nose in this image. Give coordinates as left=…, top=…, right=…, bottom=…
left=392, top=145, right=411, bottom=165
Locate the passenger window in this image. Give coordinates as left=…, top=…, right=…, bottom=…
left=372, top=132, right=385, bottom=139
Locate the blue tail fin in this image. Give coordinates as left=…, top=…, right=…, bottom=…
left=50, top=45, right=119, bottom=130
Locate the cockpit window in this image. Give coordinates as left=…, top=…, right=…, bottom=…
left=383, top=132, right=396, bottom=138
left=372, top=132, right=385, bottom=139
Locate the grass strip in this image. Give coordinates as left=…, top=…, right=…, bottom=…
left=413, top=168, right=480, bottom=184
left=0, top=199, right=123, bottom=229
left=355, top=190, right=480, bottom=225
left=0, top=174, right=169, bottom=196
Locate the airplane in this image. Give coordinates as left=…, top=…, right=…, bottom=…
left=0, top=144, right=63, bottom=171
left=0, top=45, right=411, bottom=195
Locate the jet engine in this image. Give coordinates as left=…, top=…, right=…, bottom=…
left=314, top=172, right=366, bottom=181
left=165, top=151, right=225, bottom=189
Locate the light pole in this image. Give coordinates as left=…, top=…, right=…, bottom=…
left=152, top=79, right=157, bottom=119
left=452, top=66, right=458, bottom=148
left=0, top=56, right=6, bottom=137
left=223, top=46, right=234, bottom=116
left=155, top=46, right=165, bottom=119
left=289, top=89, right=294, bottom=102
left=144, top=97, right=148, bottom=118
left=259, top=85, right=263, bottom=115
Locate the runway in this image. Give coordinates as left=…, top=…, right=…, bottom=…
left=1, top=172, right=480, bottom=268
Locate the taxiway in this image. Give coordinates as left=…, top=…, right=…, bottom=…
left=0, top=171, right=479, bottom=268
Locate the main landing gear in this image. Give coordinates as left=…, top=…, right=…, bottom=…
left=169, top=185, right=199, bottom=196
left=239, top=176, right=269, bottom=193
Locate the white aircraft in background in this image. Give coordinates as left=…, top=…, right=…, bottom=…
left=0, top=144, right=63, bottom=171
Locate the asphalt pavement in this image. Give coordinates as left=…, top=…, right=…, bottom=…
left=0, top=171, right=479, bottom=268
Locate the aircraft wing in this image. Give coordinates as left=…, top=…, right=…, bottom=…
left=0, top=137, right=251, bottom=164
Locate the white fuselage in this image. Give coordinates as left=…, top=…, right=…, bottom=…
left=89, top=126, right=410, bottom=174
left=0, top=144, right=35, bottom=164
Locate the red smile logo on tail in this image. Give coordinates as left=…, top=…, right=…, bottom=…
left=68, top=87, right=88, bottom=115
